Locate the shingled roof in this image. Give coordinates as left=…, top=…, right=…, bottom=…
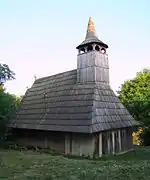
left=9, top=69, right=137, bottom=133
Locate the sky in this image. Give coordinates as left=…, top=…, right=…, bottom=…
left=0, top=0, right=150, bottom=96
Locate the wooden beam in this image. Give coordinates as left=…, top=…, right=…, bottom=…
left=99, top=133, right=102, bottom=157
left=107, top=132, right=110, bottom=154
left=130, top=128, right=133, bottom=149
left=112, top=131, right=115, bottom=155
left=44, top=136, right=48, bottom=149
left=65, top=134, right=70, bottom=155
left=118, top=129, right=121, bottom=152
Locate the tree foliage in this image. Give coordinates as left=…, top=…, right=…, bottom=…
left=0, top=63, right=20, bottom=138
left=16, top=95, right=23, bottom=105
left=0, top=63, right=15, bottom=86
left=0, top=93, right=16, bottom=120
left=118, top=68, right=150, bottom=145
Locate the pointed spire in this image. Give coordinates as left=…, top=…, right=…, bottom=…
left=76, top=17, right=108, bottom=49
left=87, top=17, right=96, bottom=33
left=85, top=16, right=97, bottom=39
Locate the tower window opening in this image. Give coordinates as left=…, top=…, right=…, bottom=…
left=95, top=45, right=100, bottom=51
left=87, top=45, right=93, bottom=52
left=80, top=48, right=85, bottom=54
left=101, top=48, right=106, bottom=54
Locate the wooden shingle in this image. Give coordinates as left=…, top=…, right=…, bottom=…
left=9, top=69, right=138, bottom=133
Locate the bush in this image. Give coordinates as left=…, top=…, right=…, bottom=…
left=132, top=127, right=143, bottom=145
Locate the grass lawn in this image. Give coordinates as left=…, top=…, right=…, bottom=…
left=0, top=147, right=150, bottom=180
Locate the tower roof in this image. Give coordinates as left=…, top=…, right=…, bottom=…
left=76, top=17, right=108, bottom=49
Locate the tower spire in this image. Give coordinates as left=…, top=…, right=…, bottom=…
left=76, top=17, right=108, bottom=49
left=87, top=17, right=96, bottom=33
left=85, top=16, right=97, bottom=39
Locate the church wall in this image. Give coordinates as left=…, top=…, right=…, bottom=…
left=101, top=127, right=133, bottom=156
left=12, top=129, right=65, bottom=153
left=71, top=133, right=95, bottom=157
left=11, top=127, right=133, bottom=157
left=120, top=127, right=133, bottom=152
left=12, top=129, right=96, bottom=157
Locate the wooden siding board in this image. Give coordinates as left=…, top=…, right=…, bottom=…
left=10, top=124, right=91, bottom=133
left=32, top=74, right=77, bottom=88
left=35, top=70, right=76, bottom=84
left=29, top=80, right=76, bottom=92
left=18, top=106, right=92, bottom=115
left=14, top=119, right=91, bottom=126
left=16, top=113, right=92, bottom=120
left=25, top=89, right=94, bottom=101
left=20, top=100, right=93, bottom=110
left=22, top=94, right=94, bottom=104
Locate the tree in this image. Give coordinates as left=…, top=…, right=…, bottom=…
left=0, top=63, right=15, bottom=86
left=0, top=63, right=16, bottom=117
left=0, top=92, right=16, bottom=122
left=16, top=95, right=23, bottom=106
left=0, top=63, right=16, bottom=138
left=118, top=68, right=150, bottom=145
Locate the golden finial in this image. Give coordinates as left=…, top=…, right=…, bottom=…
left=87, top=16, right=96, bottom=32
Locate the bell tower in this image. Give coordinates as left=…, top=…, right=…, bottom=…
left=76, top=17, right=109, bottom=84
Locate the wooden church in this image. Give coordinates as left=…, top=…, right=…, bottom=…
left=9, top=17, right=138, bottom=157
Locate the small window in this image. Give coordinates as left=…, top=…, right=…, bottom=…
left=95, top=45, right=100, bottom=51
left=87, top=45, right=93, bottom=52
left=80, top=48, right=85, bottom=54
left=101, top=48, right=106, bottom=54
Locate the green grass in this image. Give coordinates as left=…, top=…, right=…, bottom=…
left=0, top=147, right=150, bottom=180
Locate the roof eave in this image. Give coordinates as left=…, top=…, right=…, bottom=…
left=76, top=41, right=109, bottom=49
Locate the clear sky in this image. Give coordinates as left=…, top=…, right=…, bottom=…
left=0, top=0, right=150, bottom=96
